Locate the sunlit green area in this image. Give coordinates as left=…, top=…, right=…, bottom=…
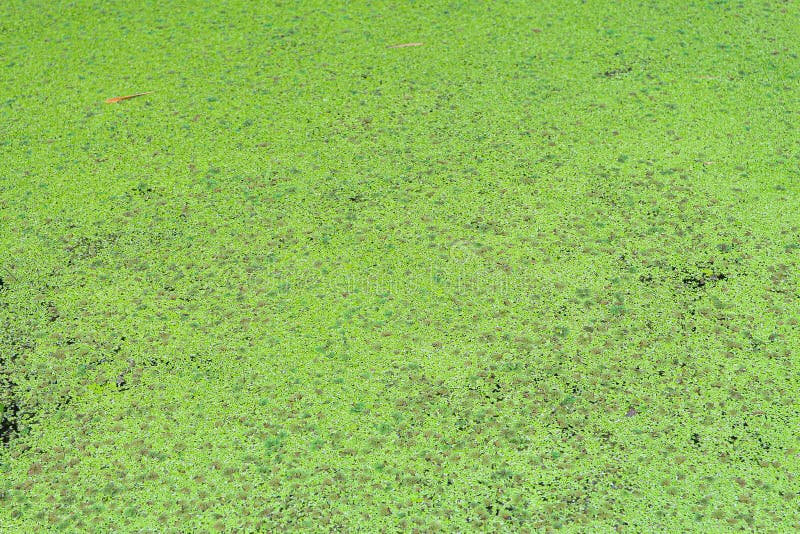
left=1, top=1, right=799, bottom=531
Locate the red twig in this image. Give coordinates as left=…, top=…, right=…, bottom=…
left=105, top=91, right=153, bottom=104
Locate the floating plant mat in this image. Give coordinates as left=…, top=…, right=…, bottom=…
left=1, top=0, right=798, bottom=531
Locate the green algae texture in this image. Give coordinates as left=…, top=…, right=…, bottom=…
left=1, top=0, right=799, bottom=531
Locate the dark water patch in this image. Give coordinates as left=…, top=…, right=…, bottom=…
left=0, top=398, right=20, bottom=444
left=682, top=271, right=726, bottom=290
left=601, top=66, right=632, bottom=78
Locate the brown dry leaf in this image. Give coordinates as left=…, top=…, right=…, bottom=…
left=105, top=91, right=153, bottom=104
left=388, top=42, right=423, bottom=48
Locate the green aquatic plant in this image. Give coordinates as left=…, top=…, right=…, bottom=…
left=1, top=0, right=799, bottom=531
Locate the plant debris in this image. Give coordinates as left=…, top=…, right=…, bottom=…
left=104, top=91, right=153, bottom=104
